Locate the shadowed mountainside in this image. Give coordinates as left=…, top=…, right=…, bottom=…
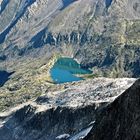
left=85, top=79, right=140, bottom=140
left=0, top=78, right=136, bottom=140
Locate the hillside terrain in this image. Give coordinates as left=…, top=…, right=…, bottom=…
left=0, top=0, right=140, bottom=140
left=0, top=0, right=139, bottom=111
left=0, top=78, right=136, bottom=140
left=0, top=0, right=140, bottom=77
left=85, top=79, right=140, bottom=140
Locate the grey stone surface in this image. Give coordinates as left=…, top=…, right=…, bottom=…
left=0, top=78, right=136, bottom=140
left=85, top=79, right=140, bottom=140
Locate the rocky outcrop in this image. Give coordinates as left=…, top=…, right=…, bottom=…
left=0, top=78, right=136, bottom=140
left=85, top=79, right=140, bottom=140
left=0, top=1, right=139, bottom=139
left=0, top=104, right=96, bottom=140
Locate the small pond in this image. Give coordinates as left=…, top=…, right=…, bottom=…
left=0, top=70, right=13, bottom=87
left=50, top=57, right=92, bottom=84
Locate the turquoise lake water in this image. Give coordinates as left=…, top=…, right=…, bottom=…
left=50, top=57, right=92, bottom=84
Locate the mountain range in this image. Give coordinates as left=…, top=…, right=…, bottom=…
left=0, top=0, right=140, bottom=140
left=0, top=0, right=140, bottom=77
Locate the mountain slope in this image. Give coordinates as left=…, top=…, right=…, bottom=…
left=0, top=0, right=140, bottom=113
left=0, top=78, right=135, bottom=140
left=85, top=78, right=140, bottom=140
left=0, top=0, right=139, bottom=77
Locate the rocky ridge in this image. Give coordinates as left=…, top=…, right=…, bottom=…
left=0, top=78, right=136, bottom=140
left=85, top=78, right=140, bottom=140
left=0, top=1, right=139, bottom=139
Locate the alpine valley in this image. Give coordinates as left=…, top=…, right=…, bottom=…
left=0, top=0, right=140, bottom=140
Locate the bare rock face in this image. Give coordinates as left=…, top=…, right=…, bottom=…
left=85, top=79, right=140, bottom=140
left=0, top=0, right=139, bottom=139
left=0, top=0, right=140, bottom=77
left=36, top=78, right=136, bottom=108
left=0, top=104, right=96, bottom=140
left=0, top=78, right=136, bottom=140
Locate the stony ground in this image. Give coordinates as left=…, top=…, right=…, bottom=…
left=85, top=79, right=140, bottom=140
left=36, top=78, right=136, bottom=108
left=0, top=78, right=136, bottom=140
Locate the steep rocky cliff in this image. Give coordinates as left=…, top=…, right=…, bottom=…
left=85, top=79, right=140, bottom=140
left=0, top=78, right=136, bottom=140
left=0, top=1, right=139, bottom=139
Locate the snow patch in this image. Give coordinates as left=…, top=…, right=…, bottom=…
left=56, top=134, right=70, bottom=139
left=69, top=126, right=93, bottom=140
